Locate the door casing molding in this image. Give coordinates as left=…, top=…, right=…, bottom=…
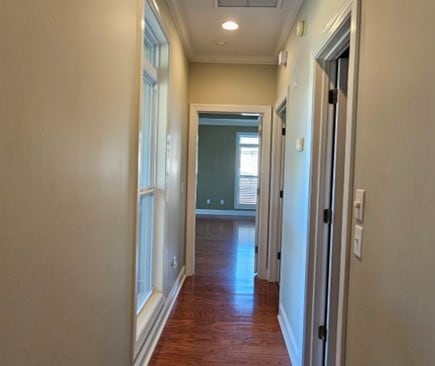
left=304, top=0, right=361, bottom=365
left=267, top=92, right=288, bottom=282
left=186, top=104, right=272, bottom=280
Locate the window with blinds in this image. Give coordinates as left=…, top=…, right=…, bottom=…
left=235, top=133, right=259, bottom=209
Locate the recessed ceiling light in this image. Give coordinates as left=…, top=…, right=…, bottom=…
left=215, top=40, right=227, bottom=46
left=222, top=20, right=239, bottom=31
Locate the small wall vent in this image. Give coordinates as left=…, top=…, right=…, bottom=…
left=215, top=0, right=283, bottom=8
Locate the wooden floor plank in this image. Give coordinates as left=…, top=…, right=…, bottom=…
left=149, top=216, right=290, bottom=365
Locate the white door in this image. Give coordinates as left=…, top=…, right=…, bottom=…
left=319, top=55, right=349, bottom=365
left=254, top=117, right=263, bottom=274
left=277, top=112, right=286, bottom=282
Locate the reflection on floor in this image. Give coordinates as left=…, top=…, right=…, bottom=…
left=149, top=216, right=290, bottom=365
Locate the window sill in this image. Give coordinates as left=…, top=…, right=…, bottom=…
left=134, top=291, right=164, bottom=358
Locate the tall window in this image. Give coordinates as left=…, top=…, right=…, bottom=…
left=235, top=132, right=260, bottom=209
left=136, top=3, right=167, bottom=314
left=136, top=82, right=157, bottom=312
left=133, top=2, right=169, bottom=358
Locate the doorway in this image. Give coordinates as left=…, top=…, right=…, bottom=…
left=304, top=1, right=360, bottom=365
left=195, top=114, right=260, bottom=273
left=186, top=104, right=272, bottom=280
left=196, top=113, right=260, bottom=217
left=320, top=52, right=349, bottom=365
left=267, top=98, right=287, bottom=283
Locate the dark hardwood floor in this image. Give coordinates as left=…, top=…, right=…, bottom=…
left=149, top=216, right=290, bottom=365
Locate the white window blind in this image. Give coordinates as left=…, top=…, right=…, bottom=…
left=235, top=133, right=259, bottom=209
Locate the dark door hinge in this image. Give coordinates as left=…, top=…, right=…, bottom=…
left=280, top=190, right=284, bottom=199
left=318, top=325, right=327, bottom=341
left=255, top=246, right=258, bottom=254
left=282, top=127, right=286, bottom=136
left=257, top=187, right=260, bottom=196
left=277, top=251, right=281, bottom=260
left=323, top=209, right=332, bottom=224
left=328, top=89, right=338, bottom=105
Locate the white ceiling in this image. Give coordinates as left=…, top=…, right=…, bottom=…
left=166, top=0, right=303, bottom=65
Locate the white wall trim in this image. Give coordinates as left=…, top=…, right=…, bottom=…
left=316, top=0, right=354, bottom=59
left=190, top=54, right=276, bottom=65
left=278, top=302, right=300, bottom=366
left=213, top=0, right=284, bottom=9
left=131, top=0, right=171, bottom=361
left=134, top=266, right=186, bottom=366
left=274, top=0, right=304, bottom=59
left=333, top=3, right=360, bottom=364
left=167, top=0, right=303, bottom=66
left=166, top=0, right=193, bottom=59
left=266, top=90, right=288, bottom=282
left=186, top=104, right=272, bottom=279
left=196, top=209, right=256, bottom=217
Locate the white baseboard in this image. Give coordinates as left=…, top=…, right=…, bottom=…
left=196, top=209, right=256, bottom=217
left=278, top=302, right=301, bottom=366
left=134, top=267, right=186, bottom=366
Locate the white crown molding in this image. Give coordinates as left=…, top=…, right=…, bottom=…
left=274, top=0, right=304, bottom=58
left=213, top=0, right=284, bottom=8
left=167, top=0, right=303, bottom=65
left=166, top=0, right=193, bottom=59
left=190, top=54, right=276, bottom=65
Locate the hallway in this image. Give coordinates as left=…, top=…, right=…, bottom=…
left=149, top=216, right=290, bottom=365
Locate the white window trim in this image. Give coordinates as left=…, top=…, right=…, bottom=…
left=234, top=132, right=259, bottom=210
left=143, top=59, right=158, bottom=83
left=132, top=0, right=170, bottom=362
left=135, top=72, right=158, bottom=315
left=134, top=291, right=164, bottom=356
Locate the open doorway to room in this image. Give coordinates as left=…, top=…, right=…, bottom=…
left=195, top=113, right=260, bottom=219
left=195, top=113, right=260, bottom=275
left=185, top=104, right=273, bottom=281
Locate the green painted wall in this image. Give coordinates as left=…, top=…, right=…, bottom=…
left=196, top=125, right=258, bottom=211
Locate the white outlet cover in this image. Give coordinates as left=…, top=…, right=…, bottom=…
left=171, top=256, right=177, bottom=269
left=354, top=225, right=363, bottom=260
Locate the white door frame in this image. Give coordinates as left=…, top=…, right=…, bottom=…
left=185, top=104, right=272, bottom=279
left=304, top=0, right=360, bottom=365
left=267, top=92, right=288, bottom=282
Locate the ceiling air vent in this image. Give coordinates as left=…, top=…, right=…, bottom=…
left=216, top=0, right=282, bottom=8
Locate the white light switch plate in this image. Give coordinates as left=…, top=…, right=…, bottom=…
left=354, top=225, right=363, bottom=259
left=354, top=189, right=366, bottom=221
left=295, top=138, right=304, bottom=152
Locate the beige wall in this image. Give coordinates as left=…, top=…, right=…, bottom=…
left=0, top=1, right=137, bottom=364
left=0, top=0, right=188, bottom=365
left=277, top=0, right=435, bottom=364
left=155, top=0, right=189, bottom=295
left=189, top=63, right=276, bottom=105
left=346, top=1, right=435, bottom=364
